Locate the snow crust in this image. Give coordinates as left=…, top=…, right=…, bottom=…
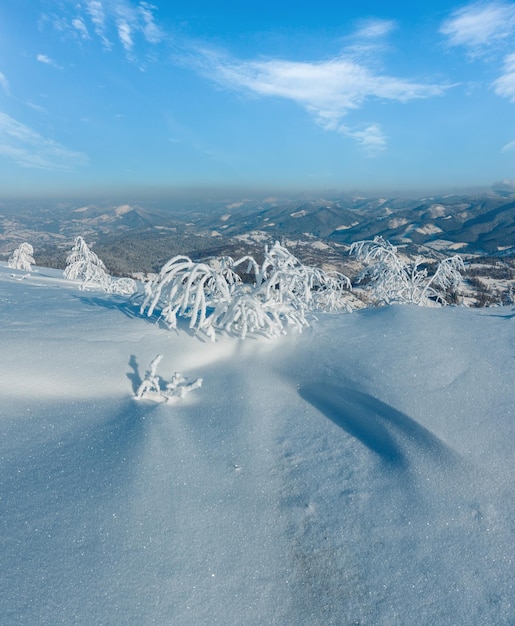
left=0, top=263, right=513, bottom=625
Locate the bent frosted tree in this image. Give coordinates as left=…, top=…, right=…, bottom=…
left=140, top=241, right=353, bottom=340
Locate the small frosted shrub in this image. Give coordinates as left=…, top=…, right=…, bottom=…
left=135, top=354, right=202, bottom=403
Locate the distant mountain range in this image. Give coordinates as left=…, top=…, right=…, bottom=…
left=0, top=191, right=514, bottom=276
left=204, top=193, right=515, bottom=254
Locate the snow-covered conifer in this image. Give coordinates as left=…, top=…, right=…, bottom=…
left=64, top=236, right=110, bottom=290
left=350, top=236, right=464, bottom=306
left=8, top=242, right=35, bottom=272
left=64, top=236, right=135, bottom=294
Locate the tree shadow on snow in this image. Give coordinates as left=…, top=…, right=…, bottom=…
left=73, top=294, right=142, bottom=319
left=127, top=354, right=141, bottom=394
left=483, top=310, right=515, bottom=320
left=299, top=383, right=457, bottom=469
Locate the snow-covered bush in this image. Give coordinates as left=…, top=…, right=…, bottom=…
left=8, top=242, right=35, bottom=272
left=140, top=256, right=236, bottom=337
left=234, top=242, right=352, bottom=313
left=140, top=241, right=352, bottom=340
left=106, top=277, right=138, bottom=296
left=350, top=236, right=464, bottom=306
left=135, top=354, right=202, bottom=403
left=64, top=236, right=136, bottom=294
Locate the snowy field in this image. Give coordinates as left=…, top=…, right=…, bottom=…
left=0, top=263, right=513, bottom=625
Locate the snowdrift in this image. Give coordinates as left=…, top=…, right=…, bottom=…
left=0, top=263, right=513, bottom=625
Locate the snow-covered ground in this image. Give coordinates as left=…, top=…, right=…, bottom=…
left=1, top=263, right=513, bottom=625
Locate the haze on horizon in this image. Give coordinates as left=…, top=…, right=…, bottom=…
left=1, top=1, right=515, bottom=199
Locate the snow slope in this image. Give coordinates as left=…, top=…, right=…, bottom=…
left=0, top=263, right=513, bottom=625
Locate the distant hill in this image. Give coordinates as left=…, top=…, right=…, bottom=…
left=1, top=191, right=513, bottom=277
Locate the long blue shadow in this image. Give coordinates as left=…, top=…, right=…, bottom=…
left=300, top=383, right=456, bottom=468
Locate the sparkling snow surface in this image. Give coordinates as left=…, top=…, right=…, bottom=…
left=0, top=264, right=513, bottom=625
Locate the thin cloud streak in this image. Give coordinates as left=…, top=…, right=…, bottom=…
left=501, top=138, right=515, bottom=152
left=117, top=20, right=134, bottom=53
left=0, top=72, right=10, bottom=96
left=353, top=18, right=397, bottom=40
left=37, top=54, right=62, bottom=69
left=72, top=17, right=90, bottom=40
left=494, top=52, right=515, bottom=101
left=139, top=1, right=162, bottom=44
left=85, top=0, right=111, bottom=49
left=0, top=112, right=89, bottom=170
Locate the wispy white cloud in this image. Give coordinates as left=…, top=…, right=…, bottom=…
left=0, top=112, right=88, bottom=169
left=0, top=72, right=10, bottom=96
left=85, top=0, right=111, bottom=49
left=353, top=18, right=397, bottom=40
left=344, top=18, right=398, bottom=62
left=116, top=1, right=163, bottom=54
left=190, top=48, right=446, bottom=151
left=26, top=102, right=48, bottom=114
left=440, top=1, right=515, bottom=53
left=441, top=3, right=515, bottom=104
left=341, top=123, right=387, bottom=155
left=117, top=19, right=134, bottom=53
left=72, top=17, right=90, bottom=40
left=494, top=52, right=515, bottom=100
left=37, top=54, right=52, bottom=65
left=37, top=54, right=62, bottom=69
left=139, top=1, right=162, bottom=44
left=50, top=0, right=164, bottom=57
left=501, top=138, right=515, bottom=151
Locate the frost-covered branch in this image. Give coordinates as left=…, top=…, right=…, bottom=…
left=135, top=354, right=202, bottom=403
left=136, top=354, right=163, bottom=399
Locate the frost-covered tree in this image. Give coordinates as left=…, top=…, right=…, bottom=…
left=64, top=236, right=110, bottom=289
left=64, top=236, right=136, bottom=294
left=350, top=236, right=464, bottom=306
left=140, top=241, right=352, bottom=340
left=233, top=242, right=352, bottom=313
left=8, top=242, right=35, bottom=272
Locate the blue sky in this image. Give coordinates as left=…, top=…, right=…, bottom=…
left=1, top=0, right=515, bottom=198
